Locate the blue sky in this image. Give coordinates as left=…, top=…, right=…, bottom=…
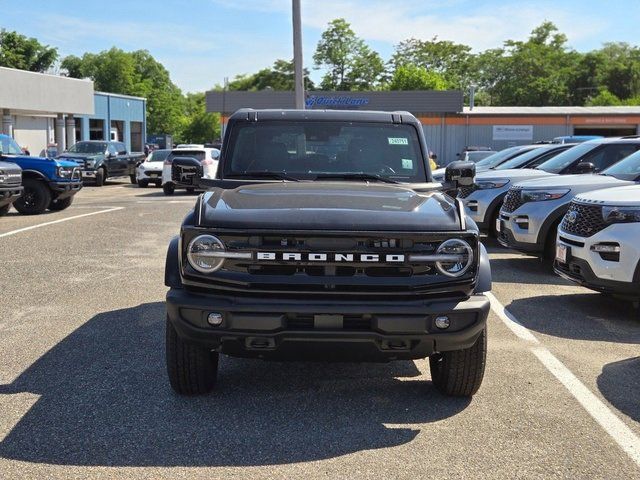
left=1, top=0, right=639, bottom=92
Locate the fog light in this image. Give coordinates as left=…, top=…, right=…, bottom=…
left=207, top=312, right=223, bottom=326
left=434, top=316, right=450, bottom=329
left=591, top=244, right=620, bottom=253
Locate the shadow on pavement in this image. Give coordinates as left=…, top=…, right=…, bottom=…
left=0, top=302, right=469, bottom=467
left=507, top=294, right=640, bottom=343
left=597, top=357, right=640, bottom=423
left=489, top=257, right=571, bottom=286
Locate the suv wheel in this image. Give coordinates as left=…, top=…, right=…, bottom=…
left=95, top=168, right=106, bottom=187
left=489, top=204, right=502, bottom=238
left=130, top=174, right=137, bottom=184
left=0, top=203, right=10, bottom=217
left=163, top=183, right=175, bottom=196
left=48, top=196, right=73, bottom=211
left=429, top=327, right=486, bottom=397
left=13, top=179, right=52, bottom=215
left=137, top=179, right=149, bottom=188
left=166, top=318, right=219, bottom=395
left=544, top=219, right=562, bottom=262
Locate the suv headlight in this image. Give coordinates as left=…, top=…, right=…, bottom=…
left=476, top=180, right=509, bottom=189
left=0, top=170, right=6, bottom=184
left=57, top=166, right=74, bottom=178
left=602, top=206, right=640, bottom=224
left=521, top=188, right=570, bottom=202
left=86, top=159, right=95, bottom=168
left=187, top=235, right=226, bottom=273
left=435, top=239, right=474, bottom=277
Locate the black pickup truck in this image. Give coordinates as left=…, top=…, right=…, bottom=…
left=58, top=140, right=144, bottom=186
left=165, top=109, right=492, bottom=397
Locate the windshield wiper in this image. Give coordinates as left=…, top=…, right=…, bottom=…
left=227, top=171, right=301, bottom=182
left=314, top=173, right=400, bottom=184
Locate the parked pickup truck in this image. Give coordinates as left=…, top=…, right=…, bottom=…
left=165, top=109, right=492, bottom=398
left=0, top=134, right=82, bottom=214
left=58, top=140, right=144, bottom=186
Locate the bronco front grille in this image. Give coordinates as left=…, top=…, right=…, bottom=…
left=560, top=201, right=607, bottom=237
left=502, top=187, right=525, bottom=213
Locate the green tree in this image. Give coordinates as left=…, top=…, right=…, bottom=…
left=313, top=18, right=384, bottom=90
left=391, top=37, right=472, bottom=89
left=388, top=64, right=447, bottom=90
left=180, top=92, right=220, bottom=143
left=0, top=29, right=58, bottom=72
left=228, top=59, right=315, bottom=91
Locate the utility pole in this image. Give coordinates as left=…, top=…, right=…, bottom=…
left=292, top=0, right=305, bottom=109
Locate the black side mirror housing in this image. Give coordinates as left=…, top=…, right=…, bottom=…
left=575, top=161, right=596, bottom=174
left=171, top=157, right=203, bottom=187
left=445, top=160, right=476, bottom=187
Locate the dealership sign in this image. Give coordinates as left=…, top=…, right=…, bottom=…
left=305, top=95, right=369, bottom=109
left=493, top=125, right=533, bottom=141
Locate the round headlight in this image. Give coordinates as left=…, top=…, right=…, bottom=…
left=435, top=239, right=474, bottom=277
left=187, top=235, right=225, bottom=273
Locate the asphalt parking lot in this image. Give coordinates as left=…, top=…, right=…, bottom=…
left=0, top=181, right=639, bottom=479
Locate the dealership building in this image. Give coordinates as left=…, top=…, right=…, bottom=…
left=0, top=67, right=146, bottom=156
left=206, top=89, right=640, bottom=162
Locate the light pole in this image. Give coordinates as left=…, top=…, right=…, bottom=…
left=292, top=0, right=305, bottom=109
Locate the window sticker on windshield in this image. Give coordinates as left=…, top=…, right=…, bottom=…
left=401, top=158, right=413, bottom=169
left=388, top=137, right=409, bottom=145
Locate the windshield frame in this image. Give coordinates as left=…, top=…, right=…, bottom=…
left=474, top=146, right=535, bottom=169
left=535, top=141, right=599, bottom=174
left=222, top=120, right=429, bottom=183
left=67, top=142, right=108, bottom=155
left=495, top=145, right=564, bottom=171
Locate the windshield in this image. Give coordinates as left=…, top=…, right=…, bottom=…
left=475, top=146, right=532, bottom=169
left=224, top=121, right=426, bottom=182
left=0, top=136, right=23, bottom=155
left=68, top=142, right=107, bottom=154
left=601, top=150, right=640, bottom=181
left=147, top=150, right=170, bottom=162
left=536, top=142, right=598, bottom=173
left=496, top=146, right=562, bottom=170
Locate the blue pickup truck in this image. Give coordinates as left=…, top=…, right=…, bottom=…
left=0, top=134, right=83, bottom=215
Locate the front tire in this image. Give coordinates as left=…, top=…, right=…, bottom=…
left=130, top=174, right=137, bottom=184
left=163, top=183, right=175, bottom=196
left=48, top=196, right=73, bottom=211
left=137, top=179, right=149, bottom=188
left=0, top=203, right=10, bottom=216
left=429, top=327, right=487, bottom=397
left=166, top=318, right=218, bottom=395
left=95, top=168, right=106, bottom=187
left=13, top=179, right=52, bottom=215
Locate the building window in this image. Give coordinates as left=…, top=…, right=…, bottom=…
left=89, top=119, right=105, bottom=140
left=130, top=121, right=143, bottom=152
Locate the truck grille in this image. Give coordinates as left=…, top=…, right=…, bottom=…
left=560, top=201, right=607, bottom=237
left=183, top=232, right=479, bottom=298
left=502, top=187, right=525, bottom=213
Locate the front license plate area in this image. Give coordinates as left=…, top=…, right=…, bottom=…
left=314, top=314, right=344, bottom=329
left=556, top=244, right=568, bottom=264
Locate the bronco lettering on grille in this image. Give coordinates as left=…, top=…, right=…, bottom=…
left=256, top=252, right=405, bottom=263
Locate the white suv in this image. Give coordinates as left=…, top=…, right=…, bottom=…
left=162, top=147, right=220, bottom=195
left=555, top=184, right=640, bottom=300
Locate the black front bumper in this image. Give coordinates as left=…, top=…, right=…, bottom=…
left=49, top=181, right=82, bottom=199
left=554, top=258, right=640, bottom=298
left=0, top=185, right=23, bottom=206
left=166, top=288, right=490, bottom=361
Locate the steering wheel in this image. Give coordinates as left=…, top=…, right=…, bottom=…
left=379, top=165, right=396, bottom=175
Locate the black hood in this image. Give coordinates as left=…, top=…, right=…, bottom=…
left=199, top=182, right=461, bottom=231
left=58, top=153, right=101, bottom=160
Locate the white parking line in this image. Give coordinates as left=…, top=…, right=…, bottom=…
left=487, top=292, right=640, bottom=467
left=0, top=207, right=124, bottom=239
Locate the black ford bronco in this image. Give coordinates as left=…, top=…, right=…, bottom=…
left=165, top=109, right=491, bottom=397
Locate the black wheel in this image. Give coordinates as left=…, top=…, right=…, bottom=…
left=137, top=179, right=149, bottom=188
left=163, top=183, right=175, bottom=196
left=544, top=219, right=562, bottom=261
left=13, top=179, right=52, bottom=215
left=95, top=168, right=106, bottom=187
left=130, top=174, right=137, bottom=184
left=489, top=204, right=502, bottom=238
left=429, top=327, right=487, bottom=397
left=166, top=318, right=218, bottom=395
left=0, top=203, right=10, bottom=217
left=48, top=196, right=73, bottom=211
left=186, top=187, right=195, bottom=194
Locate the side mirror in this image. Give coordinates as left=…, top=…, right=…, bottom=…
left=212, top=150, right=220, bottom=160
left=575, top=161, right=596, bottom=174
left=445, top=160, right=476, bottom=187
left=171, top=157, right=203, bottom=187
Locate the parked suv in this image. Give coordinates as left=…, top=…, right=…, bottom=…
left=164, top=109, right=492, bottom=397
left=555, top=184, right=640, bottom=300
left=136, top=149, right=170, bottom=187
left=0, top=158, right=23, bottom=216
left=460, top=143, right=575, bottom=234
left=59, top=140, right=144, bottom=186
left=161, top=147, right=219, bottom=195
left=0, top=134, right=82, bottom=214
left=497, top=138, right=640, bottom=256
